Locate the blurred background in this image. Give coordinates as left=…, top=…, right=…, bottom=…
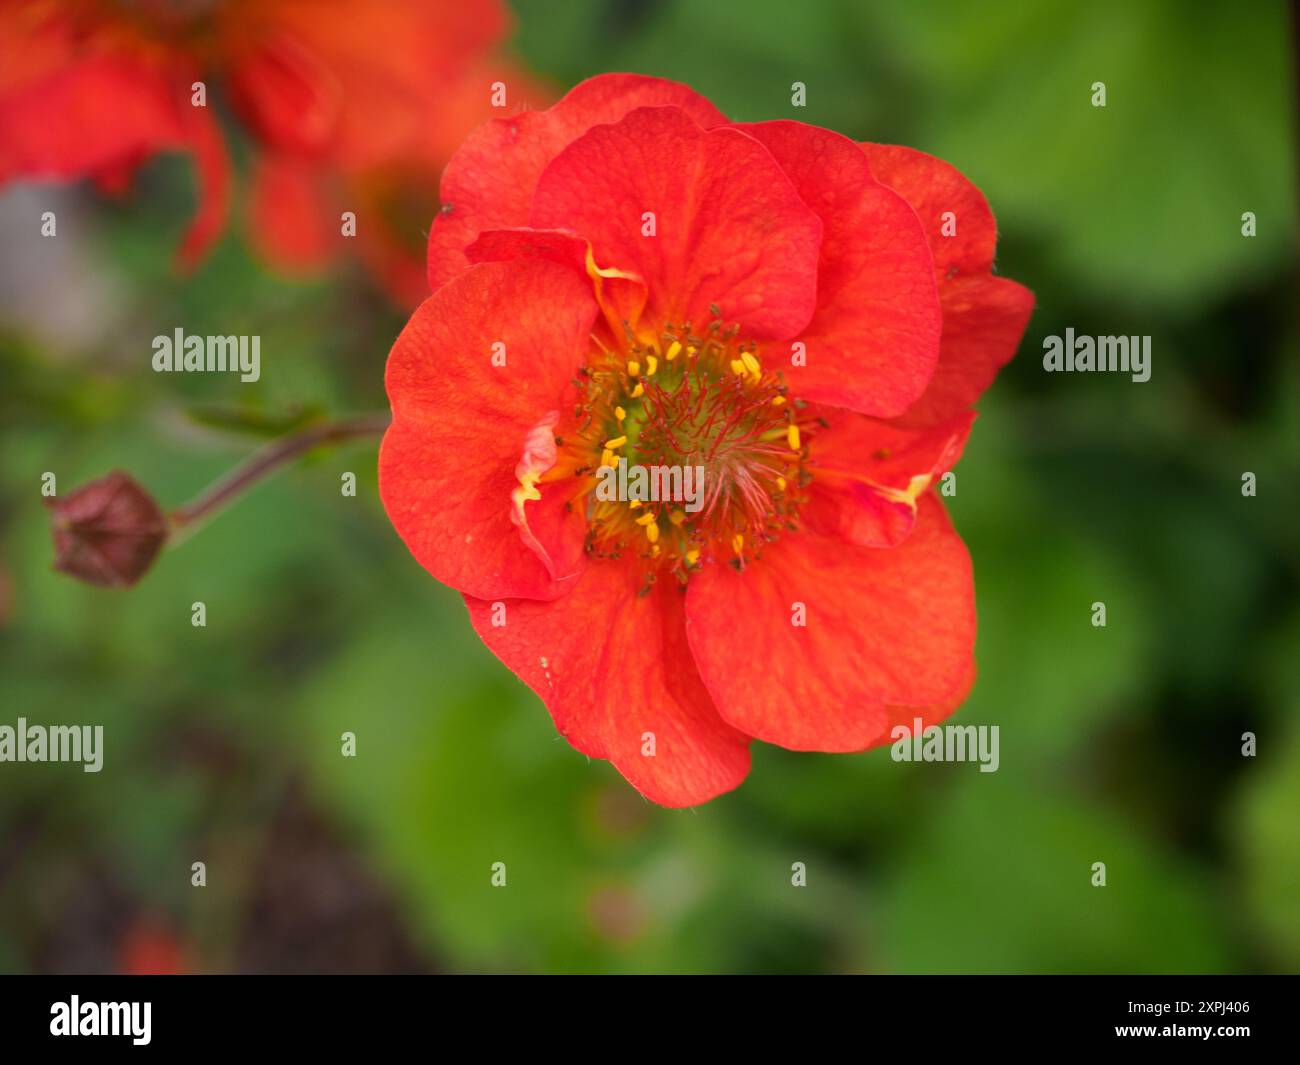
left=0, top=0, right=1296, bottom=973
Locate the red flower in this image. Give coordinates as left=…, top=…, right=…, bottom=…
left=0, top=0, right=522, bottom=300
left=380, top=74, right=1033, bottom=806
left=119, top=915, right=188, bottom=975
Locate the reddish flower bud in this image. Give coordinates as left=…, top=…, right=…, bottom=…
left=48, top=471, right=169, bottom=588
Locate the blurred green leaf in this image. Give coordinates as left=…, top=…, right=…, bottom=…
left=878, top=773, right=1235, bottom=973
left=869, top=0, right=1295, bottom=306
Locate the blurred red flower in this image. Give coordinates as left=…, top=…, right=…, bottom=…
left=0, top=0, right=537, bottom=303
left=119, top=915, right=187, bottom=975
left=377, top=73, right=1033, bottom=805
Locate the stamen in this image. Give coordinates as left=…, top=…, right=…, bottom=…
left=564, top=307, right=815, bottom=580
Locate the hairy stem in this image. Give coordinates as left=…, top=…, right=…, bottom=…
left=169, top=413, right=390, bottom=534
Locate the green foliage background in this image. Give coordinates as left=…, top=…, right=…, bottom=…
left=0, top=0, right=1296, bottom=973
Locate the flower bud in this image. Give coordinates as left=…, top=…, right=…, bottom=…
left=48, top=471, right=168, bottom=587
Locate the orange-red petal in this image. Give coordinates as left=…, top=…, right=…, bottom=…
left=684, top=494, right=975, bottom=752
left=530, top=107, right=822, bottom=339
left=379, top=258, right=597, bottom=601
left=807, top=407, right=975, bottom=548
left=0, top=43, right=230, bottom=268
left=427, top=73, right=728, bottom=292
left=466, top=561, right=751, bottom=807
left=465, top=227, right=648, bottom=339
left=738, top=122, right=942, bottom=416
left=245, top=154, right=340, bottom=272
left=863, top=143, right=1034, bottom=428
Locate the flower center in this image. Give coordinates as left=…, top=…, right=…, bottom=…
left=552, top=308, right=816, bottom=585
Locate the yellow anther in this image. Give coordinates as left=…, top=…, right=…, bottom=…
left=732, top=533, right=745, bottom=555
left=665, top=341, right=682, bottom=362
left=601, top=448, right=616, bottom=467
left=615, top=406, right=626, bottom=421
left=629, top=499, right=642, bottom=509
left=630, top=383, right=644, bottom=398
left=741, top=352, right=761, bottom=376
left=627, top=359, right=640, bottom=376
left=771, top=395, right=786, bottom=406
left=645, top=521, right=660, bottom=544
left=646, top=354, right=658, bottom=376
left=787, top=424, right=801, bottom=451
left=776, top=475, right=787, bottom=491
left=669, top=509, right=686, bottom=526
left=635, top=511, right=655, bottom=526
left=604, top=435, right=627, bottom=449
left=730, top=358, right=746, bottom=376
left=685, top=548, right=701, bottom=566
left=650, top=544, right=661, bottom=557
left=686, top=346, right=697, bottom=358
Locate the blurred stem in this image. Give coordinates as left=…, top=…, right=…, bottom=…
left=169, top=413, right=390, bottom=536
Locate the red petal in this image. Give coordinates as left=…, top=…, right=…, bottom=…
left=246, top=155, right=340, bottom=272
left=895, top=274, right=1035, bottom=430
left=737, top=122, right=942, bottom=416
left=427, top=73, right=728, bottom=292
left=882, top=657, right=977, bottom=744
left=863, top=143, right=1000, bottom=278
left=173, top=99, right=231, bottom=270
left=0, top=47, right=230, bottom=268
left=466, top=561, right=751, bottom=807
left=466, top=227, right=648, bottom=339
left=225, top=31, right=344, bottom=159
left=226, top=0, right=510, bottom=167
left=808, top=408, right=975, bottom=547
left=684, top=494, right=975, bottom=752
left=0, top=55, right=183, bottom=180
left=531, top=108, right=822, bottom=339
left=379, top=259, right=597, bottom=600
left=862, top=143, right=1034, bottom=428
